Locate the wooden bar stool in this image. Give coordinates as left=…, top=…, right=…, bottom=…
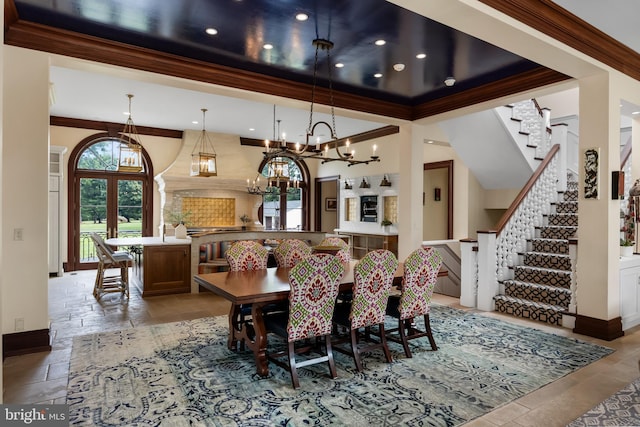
left=90, top=233, right=133, bottom=300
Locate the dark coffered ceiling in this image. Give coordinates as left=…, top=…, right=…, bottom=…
left=4, top=0, right=577, bottom=120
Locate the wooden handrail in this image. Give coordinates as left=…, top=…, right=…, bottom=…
left=496, top=144, right=561, bottom=234
left=531, top=98, right=543, bottom=117
left=621, top=134, right=632, bottom=169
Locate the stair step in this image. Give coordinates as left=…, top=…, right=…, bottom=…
left=553, top=201, right=578, bottom=214
left=538, top=226, right=577, bottom=240
left=503, top=280, right=571, bottom=308
left=546, top=213, right=578, bottom=227
left=523, top=252, right=572, bottom=270
left=563, top=190, right=578, bottom=201
left=494, top=295, right=566, bottom=326
left=530, top=238, right=569, bottom=255
left=513, top=265, right=571, bottom=288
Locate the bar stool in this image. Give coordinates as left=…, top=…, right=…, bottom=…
left=89, top=233, right=133, bottom=300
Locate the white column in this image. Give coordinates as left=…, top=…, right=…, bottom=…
left=459, top=239, right=478, bottom=307
left=476, top=231, right=498, bottom=311
left=397, top=123, right=423, bottom=260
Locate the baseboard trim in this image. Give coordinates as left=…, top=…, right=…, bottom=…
left=2, top=328, right=51, bottom=359
left=573, top=315, right=624, bottom=341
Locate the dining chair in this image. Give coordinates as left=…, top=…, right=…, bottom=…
left=264, top=253, right=345, bottom=389
left=89, top=233, right=133, bottom=300
left=273, top=239, right=312, bottom=268
left=332, top=249, right=398, bottom=372
left=386, top=247, right=442, bottom=357
left=225, top=240, right=270, bottom=350
left=319, top=237, right=351, bottom=263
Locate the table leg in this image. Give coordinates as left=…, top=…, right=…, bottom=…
left=228, top=304, right=241, bottom=351
left=250, top=302, right=269, bottom=376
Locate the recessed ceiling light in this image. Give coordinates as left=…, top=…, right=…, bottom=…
left=192, top=121, right=198, bottom=124
left=444, top=77, right=456, bottom=87
left=374, top=73, right=383, bottom=78
left=632, top=111, right=640, bottom=115
left=393, top=63, right=405, bottom=72
left=123, top=111, right=130, bottom=115
left=263, top=43, right=273, bottom=50
left=335, top=63, right=344, bottom=68
left=205, top=28, right=218, bottom=35
left=427, top=140, right=434, bottom=144
left=249, top=128, right=255, bottom=131
left=375, top=39, right=386, bottom=46
left=295, top=13, right=308, bottom=21
left=416, top=53, right=427, bottom=59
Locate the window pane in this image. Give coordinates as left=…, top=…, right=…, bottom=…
left=117, top=179, right=143, bottom=238
left=79, top=177, right=107, bottom=262
left=77, top=139, right=145, bottom=172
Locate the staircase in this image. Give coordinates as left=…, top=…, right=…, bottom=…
left=494, top=175, right=578, bottom=326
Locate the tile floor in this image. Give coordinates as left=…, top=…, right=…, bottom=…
left=3, top=269, right=640, bottom=426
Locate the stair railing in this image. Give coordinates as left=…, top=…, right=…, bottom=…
left=469, top=144, right=562, bottom=311
left=511, top=99, right=553, bottom=160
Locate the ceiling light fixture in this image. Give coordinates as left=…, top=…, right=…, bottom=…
left=374, top=73, right=383, bottom=78
left=205, top=28, right=218, bottom=35
left=335, top=63, right=344, bottom=68
left=295, top=13, right=308, bottom=21
left=117, top=94, right=143, bottom=172
left=190, top=108, right=217, bottom=177
left=444, top=77, right=456, bottom=87
left=416, top=53, right=427, bottom=59
left=375, top=39, right=386, bottom=46
left=252, top=36, right=381, bottom=169
left=263, top=43, right=273, bottom=50
left=393, top=63, right=405, bottom=72
left=633, top=111, right=640, bottom=115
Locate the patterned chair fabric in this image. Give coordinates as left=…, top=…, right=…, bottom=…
left=386, top=247, right=443, bottom=357
left=273, top=239, right=312, bottom=268
left=319, top=237, right=350, bottom=262
left=332, top=249, right=397, bottom=371
left=265, top=254, right=345, bottom=388
left=225, top=240, right=269, bottom=271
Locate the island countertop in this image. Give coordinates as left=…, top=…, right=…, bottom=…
left=105, top=236, right=191, bottom=247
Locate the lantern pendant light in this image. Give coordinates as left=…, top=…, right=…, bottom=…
left=117, top=94, right=143, bottom=172
left=190, top=108, right=218, bottom=177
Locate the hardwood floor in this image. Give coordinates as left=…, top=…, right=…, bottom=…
left=3, top=269, right=639, bottom=426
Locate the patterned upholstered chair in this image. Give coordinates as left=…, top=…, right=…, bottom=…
left=386, top=247, right=442, bottom=357
left=264, top=254, right=345, bottom=389
left=225, top=240, right=270, bottom=350
left=332, top=250, right=398, bottom=371
left=319, top=237, right=351, bottom=263
left=273, top=239, right=312, bottom=268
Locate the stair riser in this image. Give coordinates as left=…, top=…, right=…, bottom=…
left=523, top=253, right=571, bottom=271
left=554, top=202, right=578, bottom=214
left=514, top=267, right=571, bottom=288
left=547, top=214, right=578, bottom=227
left=563, top=190, right=578, bottom=201
left=495, top=298, right=563, bottom=326
left=539, top=227, right=576, bottom=240
left=531, top=239, right=569, bottom=254
left=504, top=282, right=571, bottom=308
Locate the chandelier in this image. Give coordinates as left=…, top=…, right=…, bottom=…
left=190, top=108, right=217, bottom=177
left=117, top=94, right=143, bottom=172
left=257, top=37, right=381, bottom=168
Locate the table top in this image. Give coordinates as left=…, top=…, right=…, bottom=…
left=105, top=236, right=191, bottom=247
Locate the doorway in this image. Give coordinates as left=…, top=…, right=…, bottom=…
left=423, top=160, right=453, bottom=240
left=315, top=176, right=340, bottom=232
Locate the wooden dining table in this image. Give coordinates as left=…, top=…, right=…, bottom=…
left=194, top=260, right=447, bottom=376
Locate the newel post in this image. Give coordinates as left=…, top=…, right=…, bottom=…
left=459, top=239, right=479, bottom=307
left=476, top=231, right=498, bottom=311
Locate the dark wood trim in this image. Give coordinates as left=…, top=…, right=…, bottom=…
left=424, top=160, right=454, bottom=239
left=496, top=144, right=560, bottom=234
left=477, top=230, right=498, bottom=234
left=4, top=0, right=18, bottom=28
left=573, top=314, right=624, bottom=341
left=51, top=116, right=183, bottom=139
left=480, top=0, right=640, bottom=83
left=314, top=175, right=340, bottom=232
left=3, top=329, right=51, bottom=359
left=412, top=67, right=570, bottom=119
left=459, top=238, right=478, bottom=243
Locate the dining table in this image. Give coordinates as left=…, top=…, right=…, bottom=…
left=194, top=260, right=447, bottom=376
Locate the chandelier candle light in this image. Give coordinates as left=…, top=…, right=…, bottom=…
left=117, top=94, right=144, bottom=172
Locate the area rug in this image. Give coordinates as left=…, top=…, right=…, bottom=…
left=567, top=377, right=640, bottom=426
left=66, top=305, right=614, bottom=426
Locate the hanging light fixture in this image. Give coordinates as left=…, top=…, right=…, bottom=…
left=190, top=108, right=217, bottom=177
left=380, top=174, right=392, bottom=187
left=254, top=37, right=381, bottom=168
left=359, top=177, right=370, bottom=188
left=117, top=94, right=143, bottom=172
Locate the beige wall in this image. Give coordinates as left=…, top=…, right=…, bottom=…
left=423, top=168, right=448, bottom=240
left=1, top=3, right=5, bottom=402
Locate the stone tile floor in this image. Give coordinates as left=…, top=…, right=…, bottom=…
left=3, top=269, right=639, bottom=426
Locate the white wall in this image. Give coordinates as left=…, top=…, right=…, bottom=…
left=2, top=47, right=50, bottom=335
left=1, top=2, right=5, bottom=403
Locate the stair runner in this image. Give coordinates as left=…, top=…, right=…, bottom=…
left=494, top=178, right=578, bottom=326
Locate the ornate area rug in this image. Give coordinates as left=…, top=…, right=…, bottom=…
left=66, top=305, right=613, bottom=426
left=567, top=377, right=640, bottom=426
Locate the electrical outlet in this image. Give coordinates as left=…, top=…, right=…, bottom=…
left=15, top=318, right=24, bottom=331
left=13, top=228, right=23, bottom=241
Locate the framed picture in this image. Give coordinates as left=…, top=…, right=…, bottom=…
left=584, top=148, right=599, bottom=199
left=325, top=197, right=337, bottom=211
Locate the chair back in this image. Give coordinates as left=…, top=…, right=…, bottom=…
left=350, top=249, right=398, bottom=329
left=90, top=232, right=115, bottom=263
left=319, top=237, right=350, bottom=262
left=225, top=240, right=269, bottom=271
left=273, top=239, right=311, bottom=268
left=287, top=254, right=345, bottom=341
left=398, top=247, right=442, bottom=320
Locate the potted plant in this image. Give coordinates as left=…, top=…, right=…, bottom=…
left=240, top=214, right=251, bottom=231
left=620, top=238, right=635, bottom=257
left=381, top=218, right=392, bottom=232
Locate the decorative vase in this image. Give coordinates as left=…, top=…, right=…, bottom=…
left=620, top=245, right=634, bottom=257
left=175, top=222, right=188, bottom=239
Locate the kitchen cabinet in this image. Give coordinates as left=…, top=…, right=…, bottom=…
left=140, top=244, right=191, bottom=297
left=620, top=256, right=640, bottom=330
left=337, top=231, right=398, bottom=259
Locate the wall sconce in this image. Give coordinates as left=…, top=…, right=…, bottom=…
left=344, top=179, right=352, bottom=190
left=380, top=174, right=392, bottom=187
left=359, top=177, right=370, bottom=188
left=434, top=187, right=441, bottom=201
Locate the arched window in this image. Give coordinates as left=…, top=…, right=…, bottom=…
left=259, top=156, right=310, bottom=230
left=67, top=133, right=153, bottom=271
